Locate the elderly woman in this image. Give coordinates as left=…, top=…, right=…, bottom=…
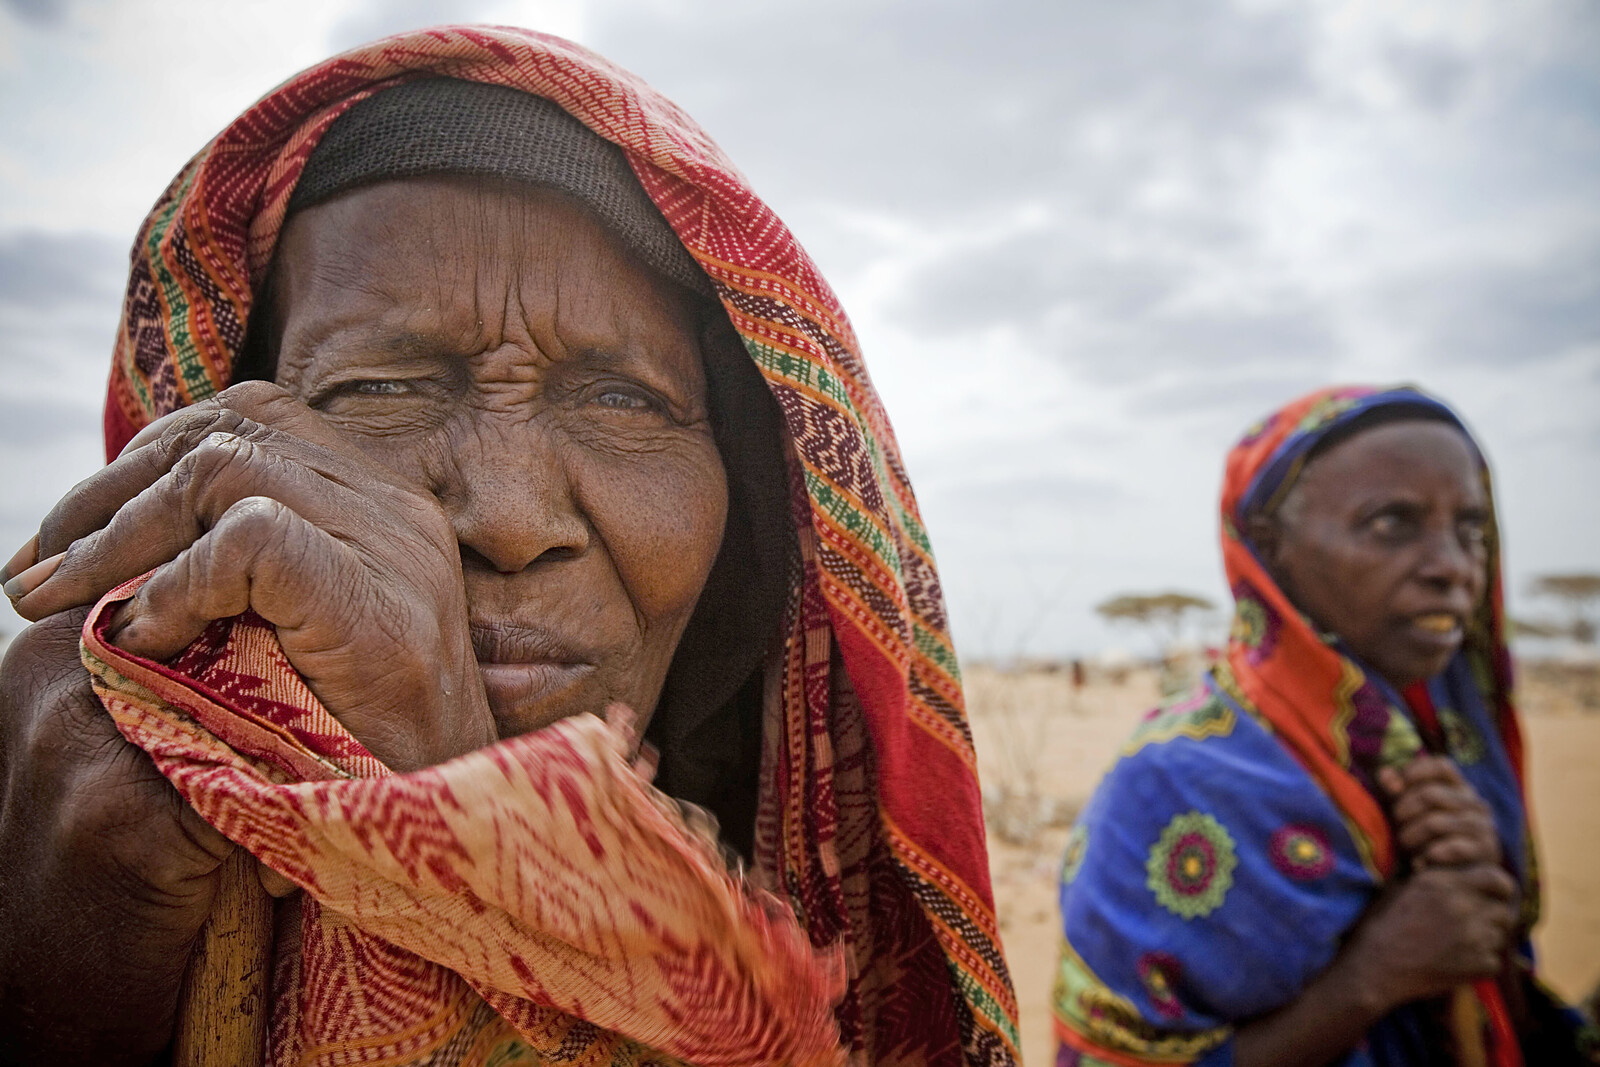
left=1053, top=387, right=1595, bottom=1066
left=0, top=27, right=1017, bottom=1066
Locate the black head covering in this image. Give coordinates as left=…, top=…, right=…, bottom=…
left=289, top=77, right=711, bottom=296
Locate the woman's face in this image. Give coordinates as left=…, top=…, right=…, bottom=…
left=266, top=176, right=728, bottom=739
left=1256, top=420, right=1490, bottom=690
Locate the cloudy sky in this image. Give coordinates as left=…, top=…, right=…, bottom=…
left=1, top=0, right=1596, bottom=660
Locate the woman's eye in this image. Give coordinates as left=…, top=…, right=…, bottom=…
left=348, top=380, right=411, bottom=396
left=1367, top=509, right=1424, bottom=542
left=1370, top=513, right=1404, bottom=537
left=593, top=388, right=658, bottom=413
left=1458, top=520, right=1489, bottom=547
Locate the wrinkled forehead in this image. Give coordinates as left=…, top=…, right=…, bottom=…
left=244, top=177, right=717, bottom=391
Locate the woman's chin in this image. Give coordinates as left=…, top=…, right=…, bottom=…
left=1370, top=640, right=1461, bottom=692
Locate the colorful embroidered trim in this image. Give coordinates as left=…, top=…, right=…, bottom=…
left=1121, top=696, right=1236, bottom=757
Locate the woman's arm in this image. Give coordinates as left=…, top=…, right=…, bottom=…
left=1234, top=862, right=1516, bottom=1067
left=1235, top=755, right=1516, bottom=1067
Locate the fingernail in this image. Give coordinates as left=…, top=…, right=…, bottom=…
left=0, top=534, right=38, bottom=584
left=3, top=551, right=64, bottom=601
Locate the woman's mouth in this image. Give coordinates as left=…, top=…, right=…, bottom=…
left=470, top=622, right=599, bottom=731
left=477, top=661, right=596, bottom=725
left=1407, top=612, right=1464, bottom=646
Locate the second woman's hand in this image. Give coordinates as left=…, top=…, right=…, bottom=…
left=1344, top=863, right=1518, bottom=1007
left=1378, top=753, right=1503, bottom=871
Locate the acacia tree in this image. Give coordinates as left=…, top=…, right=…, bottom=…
left=1095, top=591, right=1216, bottom=654
left=1530, top=573, right=1600, bottom=644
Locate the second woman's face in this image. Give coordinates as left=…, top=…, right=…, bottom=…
left=1261, top=420, right=1490, bottom=690
left=267, top=176, right=729, bottom=739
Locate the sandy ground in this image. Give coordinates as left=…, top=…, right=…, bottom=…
left=969, top=664, right=1600, bottom=1066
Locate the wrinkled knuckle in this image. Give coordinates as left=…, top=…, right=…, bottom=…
left=172, top=429, right=261, bottom=502
left=209, top=497, right=292, bottom=562
left=55, top=784, right=138, bottom=855
left=216, top=379, right=293, bottom=414
left=58, top=788, right=198, bottom=893
left=161, top=404, right=243, bottom=456
left=36, top=481, right=91, bottom=555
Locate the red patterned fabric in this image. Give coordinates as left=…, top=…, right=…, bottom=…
left=93, top=24, right=1016, bottom=1066
left=83, top=585, right=844, bottom=1067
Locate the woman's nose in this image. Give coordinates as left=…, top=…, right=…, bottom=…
left=1417, top=523, right=1479, bottom=591
left=445, top=433, right=589, bottom=574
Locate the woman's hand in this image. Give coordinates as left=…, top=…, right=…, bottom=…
left=1378, top=754, right=1502, bottom=870
left=0, top=608, right=236, bottom=1062
left=1234, top=861, right=1517, bottom=1067
left=1235, top=755, right=1514, bottom=1067
left=1349, top=755, right=1514, bottom=1004
left=1344, top=863, right=1518, bottom=1006
left=7, top=380, right=496, bottom=771
left=0, top=381, right=499, bottom=1059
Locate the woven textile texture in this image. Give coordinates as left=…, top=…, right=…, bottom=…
left=93, top=24, right=1016, bottom=1067
left=1053, top=386, right=1542, bottom=1067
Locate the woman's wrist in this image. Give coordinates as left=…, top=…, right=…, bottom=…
left=1323, top=933, right=1404, bottom=1023
left=1233, top=935, right=1401, bottom=1067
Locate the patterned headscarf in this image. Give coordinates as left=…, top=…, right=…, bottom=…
left=96, top=25, right=1016, bottom=1066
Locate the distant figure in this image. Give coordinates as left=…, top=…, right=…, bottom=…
left=1054, top=387, right=1596, bottom=1066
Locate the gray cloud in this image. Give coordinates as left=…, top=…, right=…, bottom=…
left=591, top=0, right=1315, bottom=217
left=327, top=0, right=498, bottom=51
left=0, top=397, right=102, bottom=444
left=0, top=231, right=127, bottom=419
left=1394, top=244, right=1600, bottom=367
left=0, top=230, right=125, bottom=312
left=927, top=471, right=1122, bottom=510
left=589, top=0, right=1598, bottom=423
left=1384, top=40, right=1475, bottom=113
left=2, top=0, right=67, bottom=26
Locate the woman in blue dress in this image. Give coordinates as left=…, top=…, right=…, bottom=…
left=1054, top=386, right=1596, bottom=1066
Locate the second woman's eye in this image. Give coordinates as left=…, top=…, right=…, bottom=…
left=1458, top=518, right=1489, bottom=547
left=1368, top=509, right=1417, bottom=540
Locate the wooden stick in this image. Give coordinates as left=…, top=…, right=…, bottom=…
left=1448, top=985, right=1490, bottom=1067
left=172, top=849, right=273, bottom=1067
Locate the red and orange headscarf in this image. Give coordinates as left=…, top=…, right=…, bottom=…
left=92, top=24, right=1016, bottom=1067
